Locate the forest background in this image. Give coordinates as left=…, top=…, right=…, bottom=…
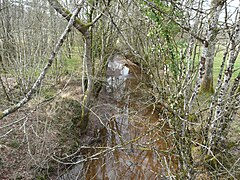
left=0, top=0, right=239, bottom=179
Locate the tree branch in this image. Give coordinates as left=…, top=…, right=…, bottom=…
left=47, top=0, right=88, bottom=33
left=48, top=0, right=108, bottom=35
left=142, top=0, right=206, bottom=43
left=0, top=2, right=84, bottom=120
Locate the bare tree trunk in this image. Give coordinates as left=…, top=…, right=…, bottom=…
left=0, top=0, right=15, bottom=68
left=189, top=0, right=223, bottom=109
left=80, top=30, right=93, bottom=131
left=201, top=0, right=224, bottom=93
left=201, top=41, right=216, bottom=93
left=0, top=40, right=6, bottom=72
left=47, top=0, right=106, bottom=131
left=206, top=8, right=240, bottom=154
left=0, top=75, right=11, bottom=101
left=0, top=37, right=9, bottom=100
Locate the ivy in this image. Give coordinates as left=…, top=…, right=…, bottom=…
left=141, top=0, right=185, bottom=78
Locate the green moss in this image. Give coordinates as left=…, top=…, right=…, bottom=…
left=40, top=86, right=56, bottom=99
left=200, top=85, right=214, bottom=94
left=50, top=98, right=83, bottom=155
left=8, top=140, right=20, bottom=149
left=15, top=175, right=24, bottom=180
left=75, top=19, right=88, bottom=27
left=62, top=7, right=88, bottom=32
left=35, top=175, right=46, bottom=180
left=53, top=98, right=83, bottom=135
left=0, top=111, right=3, bottom=119
left=80, top=95, right=89, bottom=132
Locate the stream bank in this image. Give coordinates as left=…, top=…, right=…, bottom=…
left=56, top=54, right=177, bottom=179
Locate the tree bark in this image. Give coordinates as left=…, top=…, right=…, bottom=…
left=189, top=0, right=223, bottom=109
left=47, top=0, right=88, bottom=34
left=201, top=41, right=216, bottom=93
left=47, top=0, right=105, bottom=131
left=200, top=0, right=224, bottom=93
left=80, top=30, right=94, bottom=131
left=207, top=9, right=240, bottom=154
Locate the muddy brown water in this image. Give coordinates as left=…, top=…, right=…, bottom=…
left=59, top=55, right=177, bottom=179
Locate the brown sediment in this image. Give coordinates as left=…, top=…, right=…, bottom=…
left=81, top=56, right=177, bottom=179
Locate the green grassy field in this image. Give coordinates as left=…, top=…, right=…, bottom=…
left=213, top=49, right=240, bottom=87
left=62, top=45, right=239, bottom=90
left=62, top=46, right=83, bottom=74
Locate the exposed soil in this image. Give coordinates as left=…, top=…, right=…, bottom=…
left=0, top=56, right=168, bottom=179
left=0, top=56, right=239, bottom=179
left=0, top=77, right=86, bottom=179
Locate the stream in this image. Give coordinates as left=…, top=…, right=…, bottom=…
left=59, top=54, right=176, bottom=179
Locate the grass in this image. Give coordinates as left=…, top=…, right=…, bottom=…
left=61, top=43, right=238, bottom=88
left=62, top=46, right=83, bottom=74
left=213, top=48, right=240, bottom=87
left=196, top=48, right=239, bottom=104
left=8, top=140, right=20, bottom=149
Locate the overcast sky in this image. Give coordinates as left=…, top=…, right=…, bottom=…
left=219, top=0, right=239, bottom=23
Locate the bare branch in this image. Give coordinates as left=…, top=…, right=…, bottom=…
left=47, top=0, right=107, bottom=34
left=0, top=1, right=84, bottom=120
left=142, top=0, right=206, bottom=43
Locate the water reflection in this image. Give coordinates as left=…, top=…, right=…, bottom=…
left=106, top=55, right=130, bottom=100
left=83, top=55, right=176, bottom=179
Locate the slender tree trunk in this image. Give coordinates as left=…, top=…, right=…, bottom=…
left=80, top=30, right=94, bottom=131
left=206, top=9, right=240, bottom=154
left=0, top=74, right=11, bottom=101
left=47, top=0, right=106, bottom=131
left=0, top=40, right=6, bottom=72
left=200, top=0, right=223, bottom=93
left=1, top=0, right=14, bottom=67
left=201, top=41, right=216, bottom=93
left=189, top=0, right=223, bottom=109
